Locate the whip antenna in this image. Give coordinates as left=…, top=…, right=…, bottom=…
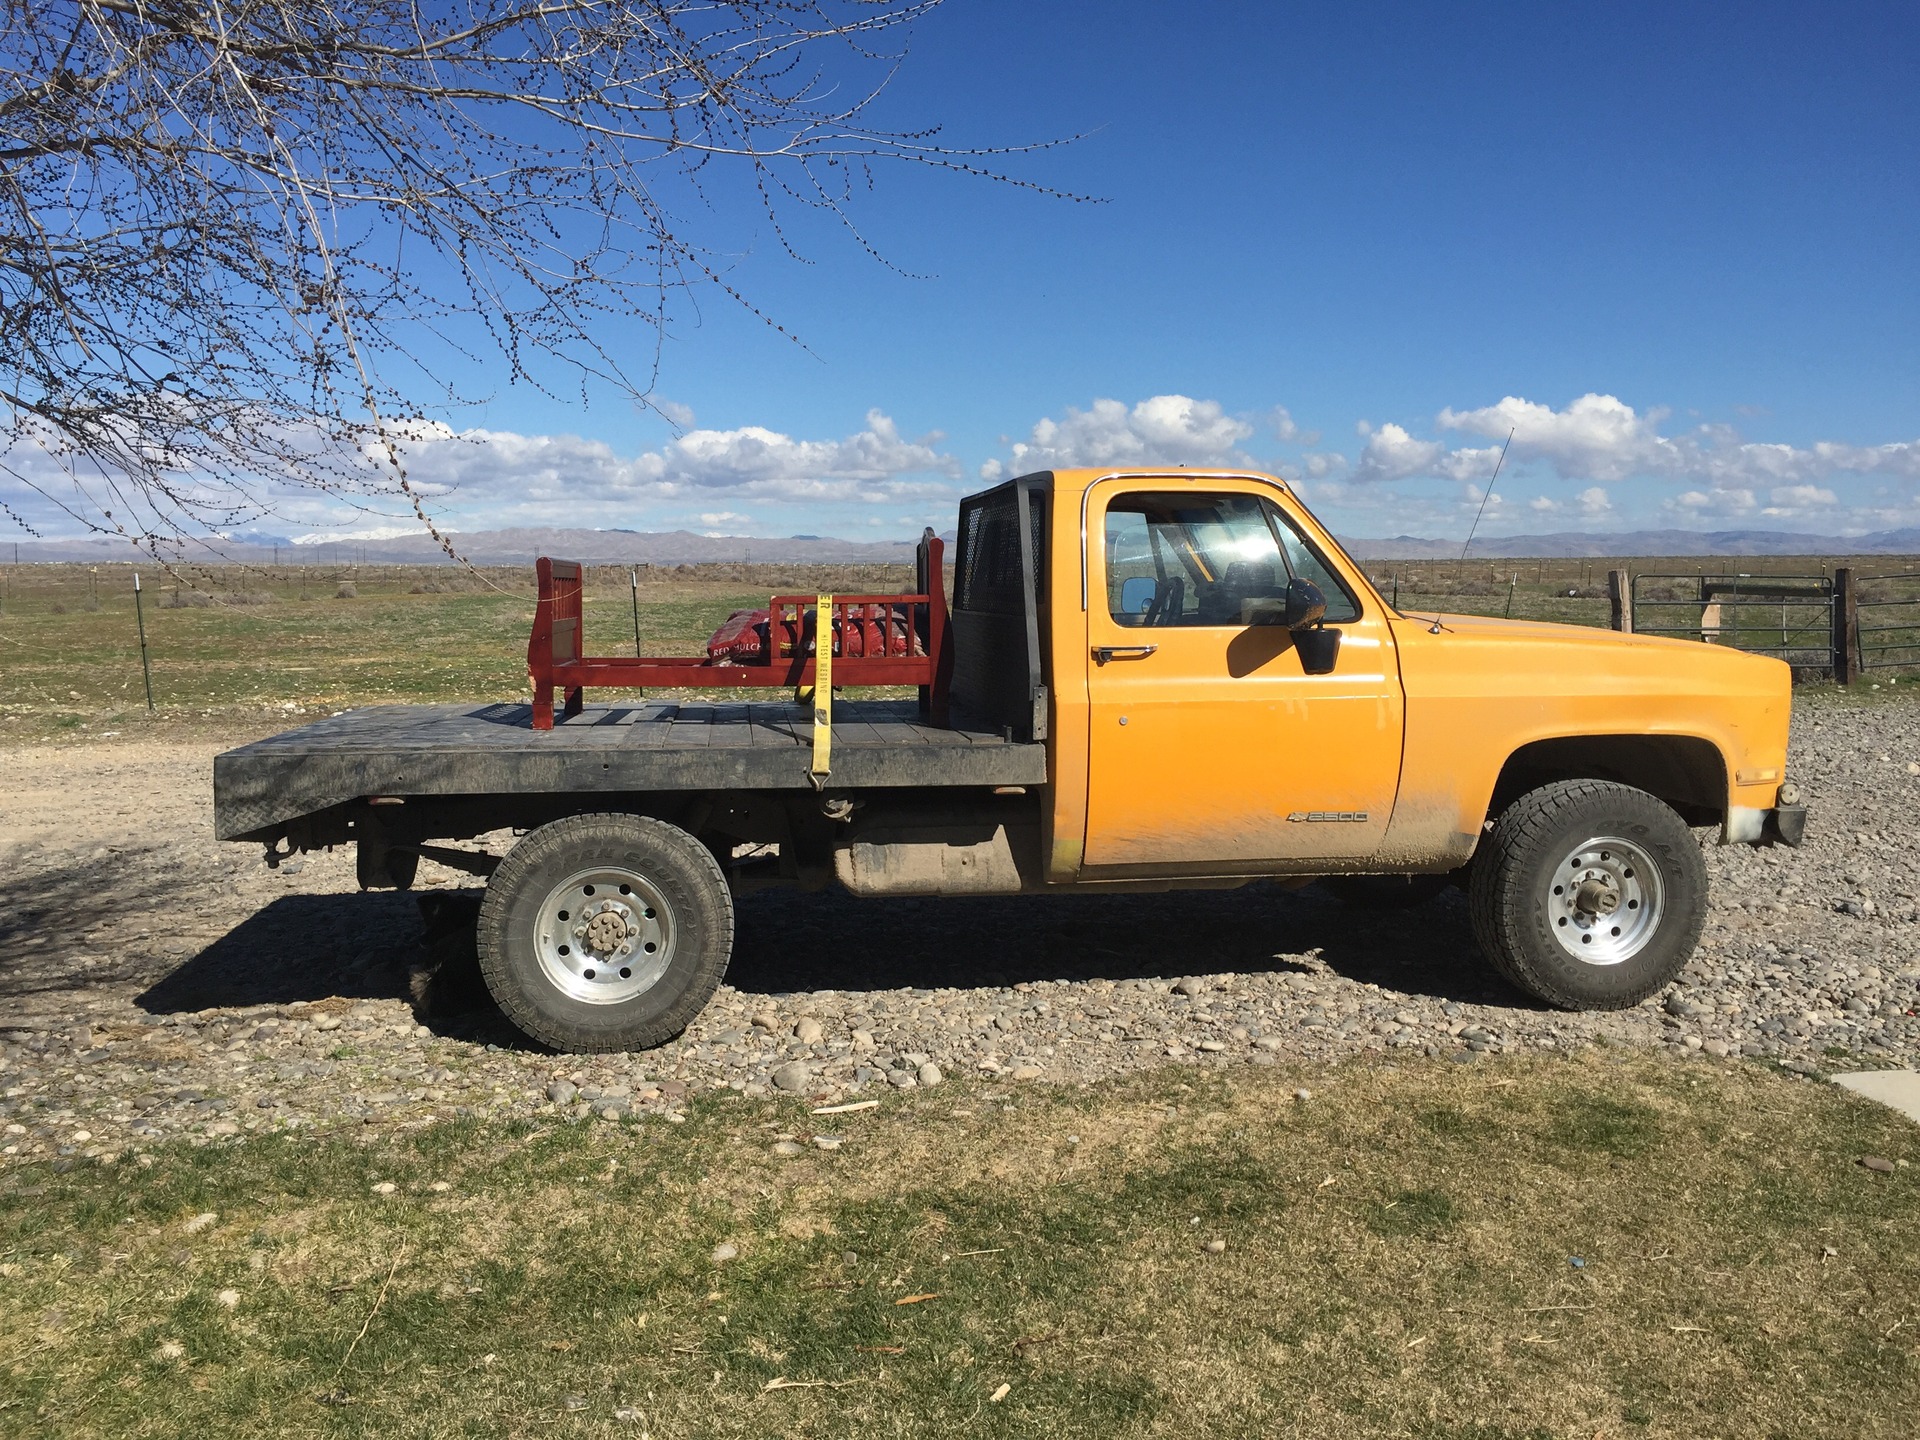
left=1458, top=427, right=1515, bottom=567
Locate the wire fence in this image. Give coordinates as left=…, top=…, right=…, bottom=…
left=1630, top=573, right=1840, bottom=678
left=1855, top=571, right=1920, bottom=672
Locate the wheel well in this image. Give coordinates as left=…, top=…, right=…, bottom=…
left=1488, top=735, right=1727, bottom=829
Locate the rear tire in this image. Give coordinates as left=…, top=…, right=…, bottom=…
left=476, top=813, right=733, bottom=1051
left=1469, top=780, right=1707, bottom=1010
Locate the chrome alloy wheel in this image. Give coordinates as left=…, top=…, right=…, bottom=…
left=534, top=867, right=676, bottom=1004
left=1545, top=835, right=1663, bottom=966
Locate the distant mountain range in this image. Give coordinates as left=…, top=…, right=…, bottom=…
left=11, top=523, right=1920, bottom=566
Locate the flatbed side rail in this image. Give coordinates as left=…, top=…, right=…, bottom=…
left=528, top=534, right=951, bottom=730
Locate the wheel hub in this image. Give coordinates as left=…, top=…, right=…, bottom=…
left=534, top=868, right=675, bottom=1005
left=1544, top=836, right=1663, bottom=967
left=1572, top=877, right=1620, bottom=917
left=581, top=905, right=636, bottom=955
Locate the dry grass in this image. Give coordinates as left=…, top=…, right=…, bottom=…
left=3, top=1049, right=1917, bottom=1438
left=0, top=561, right=926, bottom=736
left=5, top=553, right=1919, bottom=740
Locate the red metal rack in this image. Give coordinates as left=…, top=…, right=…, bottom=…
left=527, top=536, right=952, bottom=730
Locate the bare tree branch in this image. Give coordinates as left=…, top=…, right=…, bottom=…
left=0, top=0, right=1090, bottom=549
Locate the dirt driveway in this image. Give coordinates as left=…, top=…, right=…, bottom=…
left=2, top=693, right=1916, bottom=1162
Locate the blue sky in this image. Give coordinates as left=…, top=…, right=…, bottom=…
left=13, top=0, right=1920, bottom=543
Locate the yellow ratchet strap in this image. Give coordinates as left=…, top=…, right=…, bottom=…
left=809, top=594, right=832, bottom=785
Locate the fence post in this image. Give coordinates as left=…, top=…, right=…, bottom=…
left=1607, top=569, right=1633, bottom=633
left=1834, top=567, right=1856, bottom=685
left=133, top=572, right=155, bottom=712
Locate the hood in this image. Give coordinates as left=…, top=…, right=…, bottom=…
left=1386, top=608, right=1793, bottom=699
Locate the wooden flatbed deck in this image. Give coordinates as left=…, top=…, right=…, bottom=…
left=213, top=699, right=1049, bottom=840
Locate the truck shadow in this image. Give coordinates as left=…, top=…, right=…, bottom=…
left=78, top=881, right=1534, bottom=1039
left=726, top=883, right=1534, bottom=1009
left=133, top=892, right=429, bottom=1014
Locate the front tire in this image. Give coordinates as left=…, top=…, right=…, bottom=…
left=1469, top=780, right=1707, bottom=1010
left=476, top=813, right=733, bottom=1051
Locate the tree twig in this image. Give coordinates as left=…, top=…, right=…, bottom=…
left=330, top=1242, right=409, bottom=1384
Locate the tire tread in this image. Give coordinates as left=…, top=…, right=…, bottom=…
left=1468, top=779, right=1707, bottom=1010
left=476, top=813, right=732, bottom=1052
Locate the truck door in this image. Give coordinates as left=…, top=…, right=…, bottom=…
left=1082, top=479, right=1404, bottom=871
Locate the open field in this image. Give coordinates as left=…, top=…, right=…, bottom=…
left=0, top=562, right=923, bottom=724
left=4, top=1052, right=1918, bottom=1439
left=5, top=553, right=1920, bottom=736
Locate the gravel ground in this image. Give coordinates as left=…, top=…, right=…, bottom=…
left=3, top=691, right=1917, bottom=1166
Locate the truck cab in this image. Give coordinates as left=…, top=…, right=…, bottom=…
left=950, top=468, right=1797, bottom=880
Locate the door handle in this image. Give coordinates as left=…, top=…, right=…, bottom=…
left=1093, top=644, right=1158, bottom=665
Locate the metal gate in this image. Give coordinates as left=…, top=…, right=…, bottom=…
left=1628, top=572, right=1840, bottom=678
left=1855, top=571, right=1920, bottom=673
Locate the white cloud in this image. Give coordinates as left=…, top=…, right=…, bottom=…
left=653, top=398, right=696, bottom=430
left=0, top=406, right=965, bottom=541
left=378, top=409, right=959, bottom=517
left=1436, top=446, right=1507, bottom=483
left=13, top=385, right=1920, bottom=545
left=1351, top=422, right=1443, bottom=483
left=988, top=395, right=1259, bottom=477
left=1439, top=392, right=1920, bottom=489
left=1439, top=394, right=1670, bottom=482
left=1769, top=484, right=1837, bottom=509
left=1666, top=487, right=1757, bottom=519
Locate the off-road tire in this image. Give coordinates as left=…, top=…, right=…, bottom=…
left=476, top=813, right=733, bottom=1051
left=1469, top=779, right=1707, bottom=1010
left=1320, top=872, right=1454, bottom=910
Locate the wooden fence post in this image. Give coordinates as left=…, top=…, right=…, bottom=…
left=1834, top=567, right=1856, bottom=685
left=1607, top=569, right=1633, bottom=633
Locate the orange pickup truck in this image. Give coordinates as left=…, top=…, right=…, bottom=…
left=215, top=468, right=1804, bottom=1052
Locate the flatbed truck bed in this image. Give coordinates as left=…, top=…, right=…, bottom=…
left=213, top=699, right=1047, bottom=842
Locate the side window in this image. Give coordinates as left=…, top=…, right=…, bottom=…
left=1272, top=515, right=1361, bottom=623
left=1103, top=492, right=1360, bottom=627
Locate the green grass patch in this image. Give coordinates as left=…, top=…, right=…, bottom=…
left=1543, top=1092, right=1663, bottom=1159
left=3, top=1053, right=1917, bottom=1438
left=1368, top=1187, right=1460, bottom=1238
